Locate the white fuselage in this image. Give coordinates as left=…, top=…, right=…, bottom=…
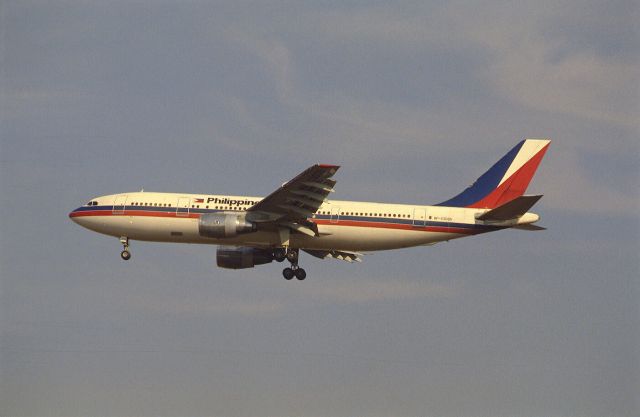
left=69, top=192, right=534, bottom=251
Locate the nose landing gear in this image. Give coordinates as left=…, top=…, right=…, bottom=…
left=120, top=236, right=131, bottom=260
left=281, top=248, right=306, bottom=281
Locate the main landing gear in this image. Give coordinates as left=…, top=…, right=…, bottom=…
left=120, top=236, right=131, bottom=261
left=274, top=248, right=306, bottom=281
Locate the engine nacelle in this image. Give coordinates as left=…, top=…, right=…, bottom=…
left=199, top=213, right=257, bottom=238
left=216, top=246, right=274, bottom=269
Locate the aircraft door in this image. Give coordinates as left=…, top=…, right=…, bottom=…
left=176, top=197, right=190, bottom=217
left=413, top=207, right=426, bottom=227
left=330, top=206, right=341, bottom=223
left=113, top=195, right=127, bottom=214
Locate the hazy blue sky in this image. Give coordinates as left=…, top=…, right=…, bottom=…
left=1, top=1, right=638, bottom=416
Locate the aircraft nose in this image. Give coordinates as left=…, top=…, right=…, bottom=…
left=68, top=207, right=81, bottom=224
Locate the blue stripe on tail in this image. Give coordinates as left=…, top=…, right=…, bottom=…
left=436, top=140, right=525, bottom=207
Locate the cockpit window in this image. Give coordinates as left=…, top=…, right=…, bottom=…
left=86, top=201, right=98, bottom=206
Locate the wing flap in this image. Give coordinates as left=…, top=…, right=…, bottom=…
left=281, top=222, right=317, bottom=237
left=277, top=204, right=315, bottom=218
left=290, top=189, right=328, bottom=202
left=303, top=249, right=363, bottom=263
left=302, top=181, right=335, bottom=192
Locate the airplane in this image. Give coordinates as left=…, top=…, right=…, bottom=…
left=69, top=139, right=550, bottom=281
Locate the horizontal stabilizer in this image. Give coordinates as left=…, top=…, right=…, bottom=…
left=513, top=224, right=546, bottom=231
left=477, top=195, right=542, bottom=221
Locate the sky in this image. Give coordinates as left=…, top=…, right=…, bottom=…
left=1, top=1, right=638, bottom=416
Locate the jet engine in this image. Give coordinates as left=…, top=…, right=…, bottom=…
left=216, top=246, right=274, bottom=269
left=199, top=213, right=257, bottom=238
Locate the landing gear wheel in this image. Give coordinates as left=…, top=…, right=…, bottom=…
left=119, top=236, right=131, bottom=261
left=274, top=249, right=286, bottom=263
left=295, top=268, right=306, bottom=281
left=282, top=268, right=295, bottom=280
left=283, top=249, right=305, bottom=281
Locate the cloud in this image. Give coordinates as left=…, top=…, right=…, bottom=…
left=482, top=33, right=638, bottom=128
left=305, top=2, right=638, bottom=128
left=537, top=146, right=639, bottom=215
left=212, top=1, right=638, bottom=217
left=224, top=29, right=295, bottom=102
left=448, top=0, right=639, bottom=128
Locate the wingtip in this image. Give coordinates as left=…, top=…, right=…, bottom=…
left=317, top=164, right=340, bottom=169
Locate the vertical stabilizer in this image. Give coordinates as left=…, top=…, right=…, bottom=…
left=437, top=139, right=550, bottom=209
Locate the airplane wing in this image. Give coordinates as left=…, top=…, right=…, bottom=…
left=303, top=249, right=363, bottom=263
left=246, top=164, right=339, bottom=236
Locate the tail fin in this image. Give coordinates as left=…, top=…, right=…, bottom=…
left=437, top=139, right=550, bottom=209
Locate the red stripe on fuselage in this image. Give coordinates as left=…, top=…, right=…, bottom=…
left=313, top=219, right=480, bottom=235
